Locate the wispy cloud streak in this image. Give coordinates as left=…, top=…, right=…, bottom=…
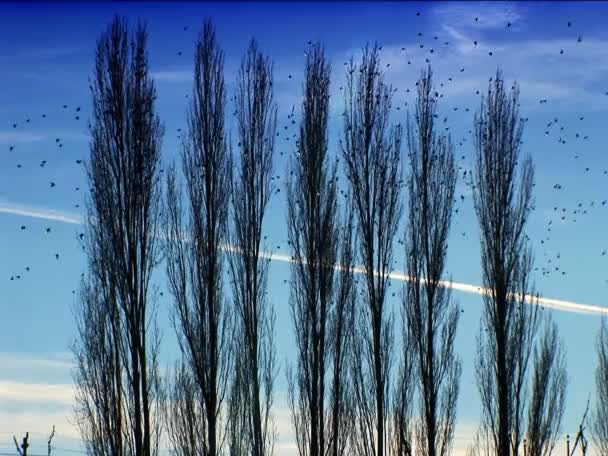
left=0, top=381, right=74, bottom=405
left=0, top=202, right=82, bottom=225
left=431, top=2, right=523, bottom=31
left=0, top=352, right=74, bottom=371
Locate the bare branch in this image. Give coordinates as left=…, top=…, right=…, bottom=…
left=48, top=425, right=56, bottom=456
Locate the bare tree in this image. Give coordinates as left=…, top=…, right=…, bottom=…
left=593, top=319, right=608, bottom=455
left=47, top=426, right=56, bottom=456
left=404, top=67, right=461, bottom=456
left=525, top=316, right=567, bottom=456
left=227, top=39, right=277, bottom=456
left=390, top=334, right=415, bottom=456
left=341, top=44, right=403, bottom=456
left=472, top=70, right=540, bottom=456
left=569, top=398, right=590, bottom=456
left=72, top=16, right=164, bottom=456
left=286, top=43, right=355, bottom=456
left=164, top=19, right=232, bottom=456
left=12, top=427, right=55, bottom=456
left=14, top=433, right=29, bottom=456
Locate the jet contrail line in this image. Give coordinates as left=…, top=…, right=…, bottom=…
left=258, top=250, right=608, bottom=316
left=2, top=202, right=606, bottom=316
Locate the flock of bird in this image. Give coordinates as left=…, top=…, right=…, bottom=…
left=5, top=102, right=85, bottom=282
left=2, top=10, right=607, bottom=298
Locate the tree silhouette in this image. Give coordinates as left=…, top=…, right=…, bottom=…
left=226, top=39, right=277, bottom=456
left=72, top=16, right=164, bottom=456
left=525, top=316, right=567, bottom=456
left=341, top=44, right=403, bottom=456
left=593, top=319, right=608, bottom=455
left=164, top=19, right=233, bottom=456
left=472, top=70, right=540, bottom=456
left=286, top=43, right=355, bottom=456
left=404, top=67, right=461, bottom=456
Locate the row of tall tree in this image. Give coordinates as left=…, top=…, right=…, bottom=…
left=70, top=16, right=608, bottom=456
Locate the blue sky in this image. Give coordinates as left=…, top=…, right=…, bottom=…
left=0, top=1, right=607, bottom=454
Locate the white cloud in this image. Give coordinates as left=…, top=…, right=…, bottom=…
left=335, top=21, right=608, bottom=116
left=0, top=352, right=74, bottom=371
left=0, top=411, right=82, bottom=454
left=0, top=405, right=575, bottom=456
left=431, top=2, right=523, bottom=31
left=390, top=38, right=606, bottom=111
left=0, top=381, right=74, bottom=405
left=0, top=378, right=575, bottom=455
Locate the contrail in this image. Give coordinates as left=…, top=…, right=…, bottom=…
left=260, top=250, right=608, bottom=316
left=2, top=202, right=606, bottom=316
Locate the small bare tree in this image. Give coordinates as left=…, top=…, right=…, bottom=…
left=286, top=43, right=355, bottom=456
left=47, top=426, right=56, bottom=456
left=525, top=316, right=567, bottom=456
left=569, top=399, right=590, bottom=456
left=593, top=319, right=608, bottom=455
left=12, top=427, right=55, bottom=456
left=164, top=19, right=232, bottom=456
left=405, top=67, right=461, bottom=456
left=472, top=70, right=539, bottom=456
left=227, top=39, right=277, bottom=456
left=14, top=433, right=29, bottom=456
left=72, top=16, right=164, bottom=456
left=341, top=44, right=403, bottom=456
